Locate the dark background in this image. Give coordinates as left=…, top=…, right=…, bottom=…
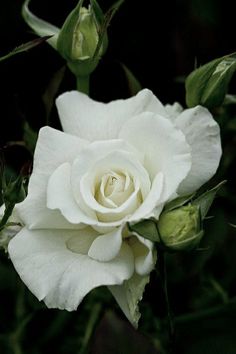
left=1, top=0, right=236, bottom=144
left=1, top=1, right=236, bottom=354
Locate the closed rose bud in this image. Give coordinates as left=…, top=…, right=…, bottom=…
left=3, top=176, right=26, bottom=207
left=57, top=1, right=108, bottom=77
left=158, top=205, right=203, bottom=251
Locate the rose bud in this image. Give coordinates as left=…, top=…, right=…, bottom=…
left=157, top=205, right=203, bottom=251
left=57, top=0, right=108, bottom=77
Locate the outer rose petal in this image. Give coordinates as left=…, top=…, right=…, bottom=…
left=56, top=89, right=167, bottom=141
left=8, top=227, right=134, bottom=311
left=173, top=106, right=222, bottom=195
left=119, top=112, right=191, bottom=202
left=17, top=126, right=88, bottom=229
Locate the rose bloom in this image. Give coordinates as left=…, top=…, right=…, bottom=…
left=8, top=89, right=221, bottom=326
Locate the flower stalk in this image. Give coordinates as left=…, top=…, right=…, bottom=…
left=76, top=75, right=90, bottom=95
left=156, top=247, right=175, bottom=353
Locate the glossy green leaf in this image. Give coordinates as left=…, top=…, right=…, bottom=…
left=22, top=0, right=59, bottom=48
left=186, top=53, right=236, bottom=108
left=0, top=36, right=51, bottom=63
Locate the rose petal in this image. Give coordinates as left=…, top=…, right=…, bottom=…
left=128, top=235, right=155, bottom=276
left=119, top=112, right=191, bottom=202
left=88, top=226, right=123, bottom=262
left=172, top=106, right=222, bottom=195
left=8, top=227, right=134, bottom=311
left=56, top=89, right=167, bottom=141
left=47, top=162, right=95, bottom=224
left=165, top=102, right=183, bottom=118
left=66, top=228, right=98, bottom=255
left=130, top=172, right=164, bottom=222
left=78, top=150, right=151, bottom=222
left=17, top=126, right=88, bottom=229
left=70, top=141, right=151, bottom=227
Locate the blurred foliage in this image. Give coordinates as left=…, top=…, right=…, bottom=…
left=1, top=0, right=236, bottom=353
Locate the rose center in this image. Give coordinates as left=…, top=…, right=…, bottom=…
left=95, top=170, right=135, bottom=208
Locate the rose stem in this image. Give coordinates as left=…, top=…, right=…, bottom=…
left=76, top=75, right=90, bottom=95
left=79, top=302, right=102, bottom=354
left=157, top=248, right=175, bottom=353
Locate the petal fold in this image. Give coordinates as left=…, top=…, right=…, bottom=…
left=56, top=89, right=167, bottom=141
left=174, top=106, right=222, bottom=195
left=8, top=227, right=134, bottom=311
left=119, top=112, right=191, bottom=202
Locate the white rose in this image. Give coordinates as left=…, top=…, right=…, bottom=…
left=8, top=89, right=221, bottom=326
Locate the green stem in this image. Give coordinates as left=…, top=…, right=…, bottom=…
left=76, top=75, right=90, bottom=95
left=157, top=249, right=175, bottom=353
left=8, top=281, right=32, bottom=354
left=79, top=303, right=102, bottom=354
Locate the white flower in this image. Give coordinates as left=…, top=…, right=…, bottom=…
left=8, top=89, right=221, bottom=326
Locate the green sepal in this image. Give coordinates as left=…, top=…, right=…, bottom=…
left=57, top=0, right=84, bottom=62
left=192, top=181, right=226, bottom=219
left=164, top=193, right=195, bottom=212
left=163, top=230, right=204, bottom=252
left=22, top=0, right=59, bottom=48
left=186, top=52, right=236, bottom=108
left=3, top=175, right=26, bottom=208
left=0, top=36, right=51, bottom=63
left=67, top=58, right=99, bottom=78
left=128, top=219, right=160, bottom=242
left=57, top=0, right=107, bottom=77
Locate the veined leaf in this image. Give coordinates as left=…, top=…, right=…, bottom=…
left=186, top=53, right=236, bottom=108
left=22, top=0, right=60, bottom=49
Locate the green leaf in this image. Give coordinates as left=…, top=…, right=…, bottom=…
left=109, top=273, right=150, bottom=328
left=120, top=63, right=142, bottom=96
left=23, top=122, right=38, bottom=153
left=22, top=0, right=59, bottom=49
left=128, top=219, right=160, bottom=242
left=186, top=53, right=236, bottom=108
left=192, top=181, right=226, bottom=218
left=0, top=36, right=51, bottom=63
